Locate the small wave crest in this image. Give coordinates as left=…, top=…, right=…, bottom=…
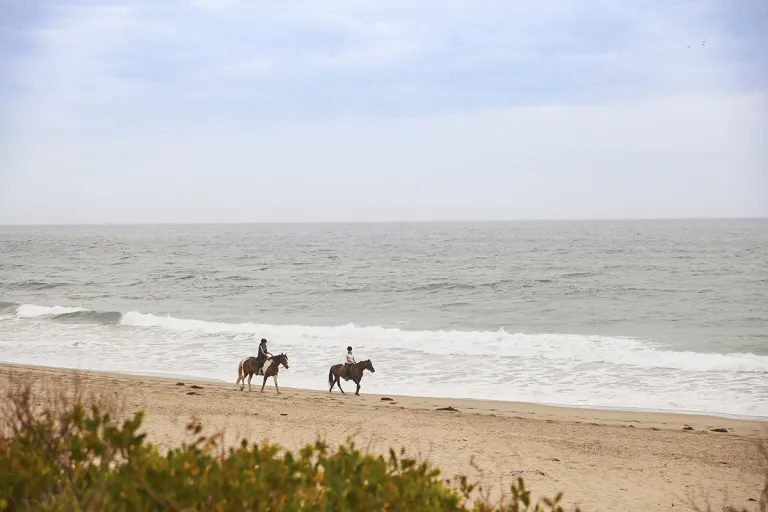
left=7, top=303, right=121, bottom=325
left=16, top=304, right=89, bottom=318
left=0, top=301, right=19, bottom=313
left=53, top=310, right=123, bottom=325
left=9, top=280, right=70, bottom=290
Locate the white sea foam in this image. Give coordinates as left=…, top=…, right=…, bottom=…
left=15, top=304, right=89, bottom=318
left=2, top=303, right=767, bottom=418
left=118, top=311, right=768, bottom=374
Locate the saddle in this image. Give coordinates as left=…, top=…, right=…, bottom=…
left=247, top=356, right=267, bottom=375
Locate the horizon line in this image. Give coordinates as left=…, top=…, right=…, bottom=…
left=1, top=216, right=766, bottom=227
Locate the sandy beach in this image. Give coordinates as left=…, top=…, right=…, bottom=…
left=2, top=362, right=765, bottom=511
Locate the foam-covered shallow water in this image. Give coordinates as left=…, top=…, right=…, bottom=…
left=1, top=221, right=766, bottom=418
left=1, top=301, right=766, bottom=418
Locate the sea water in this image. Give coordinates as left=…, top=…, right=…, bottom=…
left=1, top=220, right=766, bottom=418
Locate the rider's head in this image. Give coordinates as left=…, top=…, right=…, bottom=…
left=347, top=346, right=352, bottom=352
left=261, top=338, right=267, bottom=345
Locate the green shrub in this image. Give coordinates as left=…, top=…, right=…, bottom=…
left=1, top=375, right=764, bottom=512
left=0, top=379, right=575, bottom=511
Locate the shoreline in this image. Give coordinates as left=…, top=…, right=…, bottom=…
left=2, top=362, right=766, bottom=511
left=3, top=360, right=766, bottom=423
left=2, top=361, right=766, bottom=436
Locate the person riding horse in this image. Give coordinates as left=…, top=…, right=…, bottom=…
left=254, top=338, right=272, bottom=373
left=343, top=346, right=356, bottom=380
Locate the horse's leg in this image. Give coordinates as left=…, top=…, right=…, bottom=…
left=335, top=375, right=344, bottom=394
left=273, top=374, right=279, bottom=394
left=355, top=378, right=361, bottom=396
left=261, top=374, right=268, bottom=393
left=247, top=372, right=253, bottom=392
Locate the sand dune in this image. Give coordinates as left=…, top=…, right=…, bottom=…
left=2, top=362, right=765, bottom=511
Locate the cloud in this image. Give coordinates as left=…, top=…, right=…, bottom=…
left=0, top=0, right=766, bottom=223
left=6, top=0, right=764, bottom=111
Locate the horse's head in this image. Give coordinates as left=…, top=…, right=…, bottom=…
left=364, top=359, right=375, bottom=373
left=278, top=353, right=289, bottom=369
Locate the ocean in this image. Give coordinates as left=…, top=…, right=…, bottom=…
left=0, top=220, right=766, bottom=418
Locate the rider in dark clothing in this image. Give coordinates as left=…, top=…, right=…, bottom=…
left=254, top=338, right=272, bottom=373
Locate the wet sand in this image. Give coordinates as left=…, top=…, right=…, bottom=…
left=2, top=363, right=765, bottom=511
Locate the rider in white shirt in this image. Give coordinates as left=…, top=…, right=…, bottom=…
left=344, top=346, right=356, bottom=379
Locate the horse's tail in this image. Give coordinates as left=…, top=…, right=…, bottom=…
left=328, top=367, right=334, bottom=387
left=237, top=358, right=245, bottom=383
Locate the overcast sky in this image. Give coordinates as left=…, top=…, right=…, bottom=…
left=0, top=0, right=766, bottom=224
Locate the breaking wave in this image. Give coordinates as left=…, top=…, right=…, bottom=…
left=8, top=303, right=122, bottom=324
left=4, top=302, right=767, bottom=375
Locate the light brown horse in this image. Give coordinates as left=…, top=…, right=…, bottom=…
left=237, top=353, right=289, bottom=393
left=328, top=359, right=375, bottom=396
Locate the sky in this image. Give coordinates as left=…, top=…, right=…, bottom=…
left=0, top=0, right=766, bottom=224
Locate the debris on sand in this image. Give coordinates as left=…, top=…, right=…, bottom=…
left=186, top=391, right=199, bottom=396
left=437, top=406, right=459, bottom=412
left=380, top=397, right=393, bottom=401
left=510, top=469, right=547, bottom=477
left=175, top=382, right=185, bottom=386
left=190, top=385, right=204, bottom=390
left=710, top=428, right=728, bottom=433
left=682, top=426, right=694, bottom=431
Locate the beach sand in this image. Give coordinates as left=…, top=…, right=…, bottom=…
left=2, top=362, right=765, bottom=511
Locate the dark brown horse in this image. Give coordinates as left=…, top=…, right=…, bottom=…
left=237, top=353, right=289, bottom=394
left=328, top=359, right=375, bottom=396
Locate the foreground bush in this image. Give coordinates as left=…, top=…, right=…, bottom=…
left=0, top=380, right=573, bottom=511
left=1, top=376, right=764, bottom=511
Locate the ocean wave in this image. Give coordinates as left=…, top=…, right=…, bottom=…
left=52, top=310, right=123, bottom=325
left=223, top=275, right=252, bottom=281
left=9, top=280, right=70, bottom=290
left=406, top=281, right=509, bottom=293
left=5, top=302, right=767, bottom=375
left=5, top=303, right=121, bottom=325
left=325, top=280, right=519, bottom=294
left=0, top=301, right=18, bottom=313
left=16, top=304, right=89, bottom=318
